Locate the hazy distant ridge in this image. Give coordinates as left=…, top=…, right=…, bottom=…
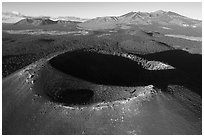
left=2, top=11, right=89, bottom=23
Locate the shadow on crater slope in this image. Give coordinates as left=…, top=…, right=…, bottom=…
left=46, top=89, right=94, bottom=106
left=49, top=50, right=200, bottom=95
left=139, top=50, right=202, bottom=86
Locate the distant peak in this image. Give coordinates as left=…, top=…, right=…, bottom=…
left=121, top=10, right=168, bottom=18
left=120, top=11, right=137, bottom=17
left=167, top=11, right=181, bottom=15
left=153, top=10, right=166, bottom=13
left=150, top=10, right=167, bottom=15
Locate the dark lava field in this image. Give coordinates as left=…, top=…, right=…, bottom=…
left=2, top=11, right=202, bottom=135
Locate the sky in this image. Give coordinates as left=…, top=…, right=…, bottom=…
left=2, top=2, right=202, bottom=20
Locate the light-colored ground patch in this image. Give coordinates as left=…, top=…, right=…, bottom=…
left=165, top=34, right=202, bottom=42
left=109, top=30, right=117, bottom=33
left=191, top=25, right=197, bottom=28
left=3, top=29, right=89, bottom=36
left=120, top=25, right=131, bottom=29
left=97, top=33, right=111, bottom=37
left=161, top=26, right=172, bottom=30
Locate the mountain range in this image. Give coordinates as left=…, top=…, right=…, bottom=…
left=78, top=10, right=202, bottom=30
left=2, top=10, right=202, bottom=30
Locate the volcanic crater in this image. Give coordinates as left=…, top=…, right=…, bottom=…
left=31, top=49, right=198, bottom=107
